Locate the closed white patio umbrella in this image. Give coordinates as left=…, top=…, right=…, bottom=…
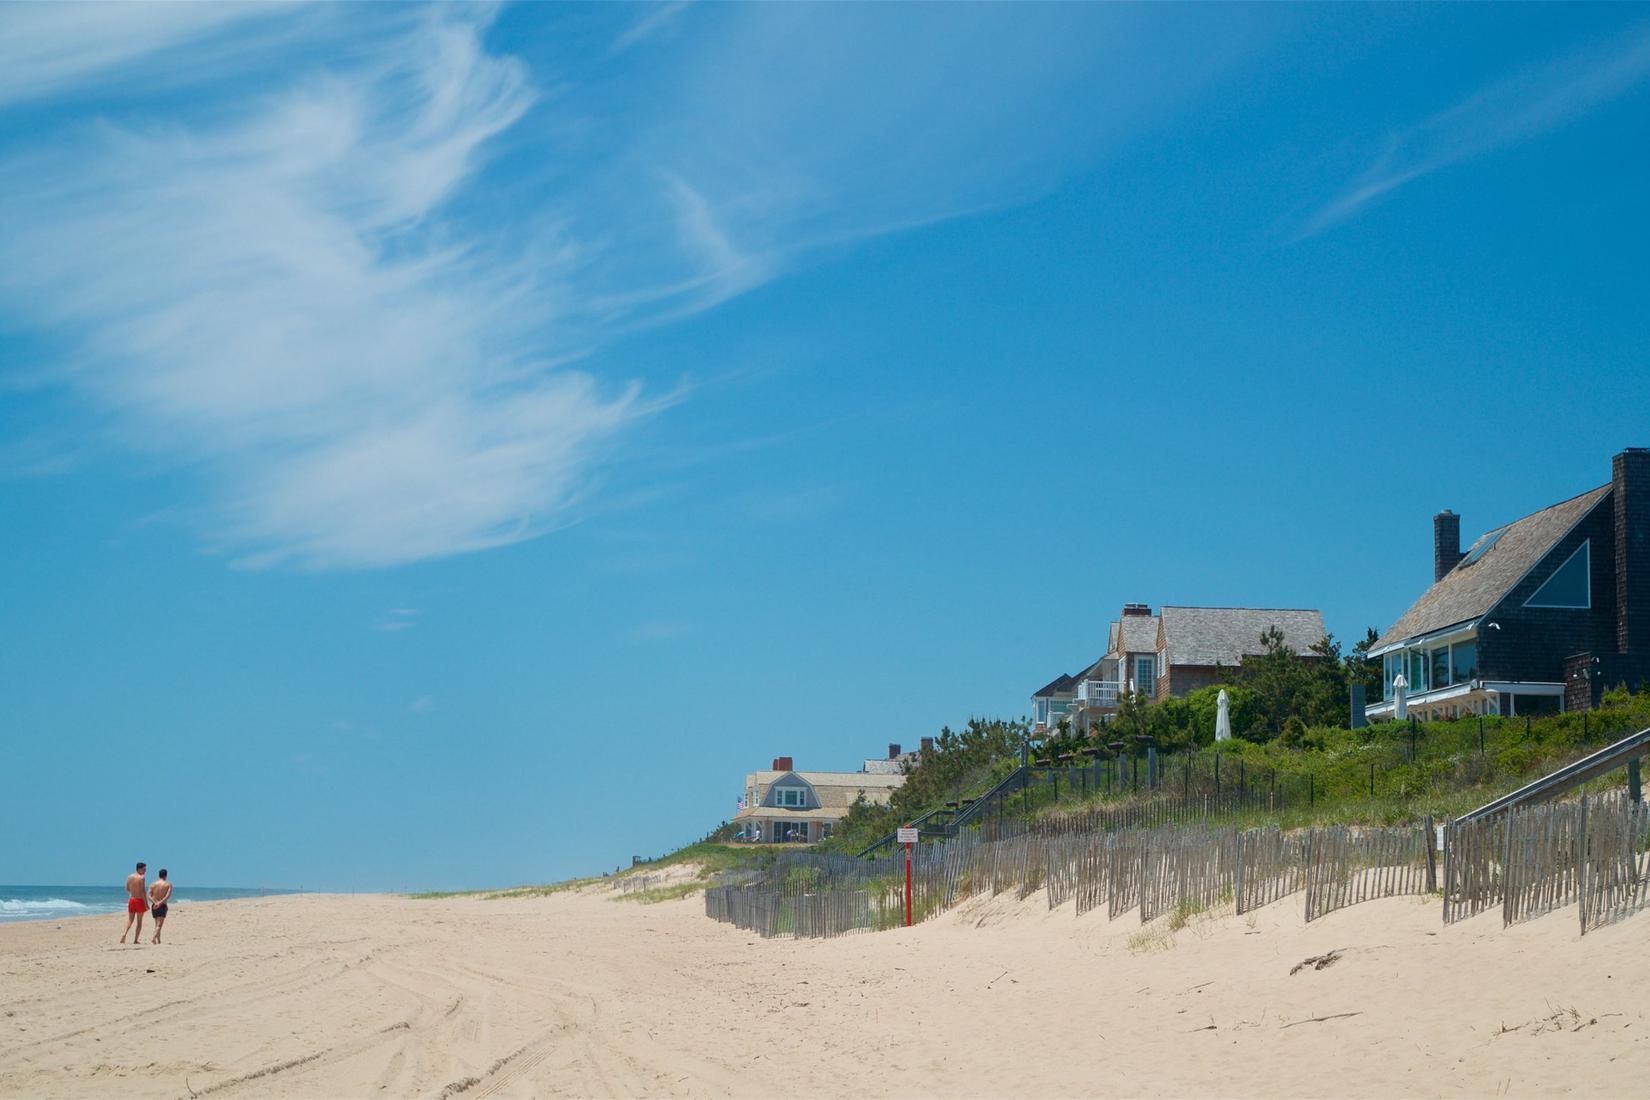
left=1215, top=688, right=1231, bottom=742
left=1393, top=672, right=1409, bottom=721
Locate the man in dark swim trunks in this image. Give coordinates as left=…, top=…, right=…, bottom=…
left=119, top=861, right=147, bottom=945
left=148, top=869, right=173, bottom=944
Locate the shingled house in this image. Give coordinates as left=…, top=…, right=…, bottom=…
left=1366, top=448, right=1650, bottom=720
left=1035, top=603, right=1327, bottom=734
left=1154, top=606, right=1328, bottom=697
left=731, top=758, right=904, bottom=843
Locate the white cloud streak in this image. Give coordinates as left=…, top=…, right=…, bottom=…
left=0, top=2, right=295, bottom=107
left=1305, top=26, right=1650, bottom=236
left=0, top=4, right=1261, bottom=570
left=0, top=9, right=652, bottom=569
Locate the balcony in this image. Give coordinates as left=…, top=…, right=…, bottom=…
left=1072, top=679, right=1124, bottom=709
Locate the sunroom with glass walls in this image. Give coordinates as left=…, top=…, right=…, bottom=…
left=1382, top=631, right=1478, bottom=701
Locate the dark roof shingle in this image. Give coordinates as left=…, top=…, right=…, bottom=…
left=1372, top=485, right=1610, bottom=651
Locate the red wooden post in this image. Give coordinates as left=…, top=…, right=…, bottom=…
left=904, top=840, right=914, bottom=927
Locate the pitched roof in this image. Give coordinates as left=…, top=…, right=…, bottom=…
left=1159, top=606, right=1326, bottom=667
left=1073, top=654, right=1109, bottom=681
left=1373, top=485, right=1610, bottom=651
left=750, top=771, right=905, bottom=791
left=1110, top=612, right=1160, bottom=656
left=747, top=770, right=905, bottom=810
left=1031, top=672, right=1078, bottom=698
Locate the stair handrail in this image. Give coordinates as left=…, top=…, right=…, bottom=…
left=854, top=764, right=1031, bottom=857
left=1453, top=724, right=1650, bottom=827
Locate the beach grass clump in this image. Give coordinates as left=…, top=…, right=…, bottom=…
left=1127, top=926, right=1174, bottom=954
left=1167, top=897, right=1209, bottom=933
left=611, top=882, right=706, bottom=905
left=628, top=840, right=777, bottom=879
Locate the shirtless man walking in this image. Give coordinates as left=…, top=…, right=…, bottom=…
left=119, top=861, right=147, bottom=945
left=148, top=869, right=173, bottom=944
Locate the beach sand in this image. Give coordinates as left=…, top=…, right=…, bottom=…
left=1, top=882, right=1644, bottom=1098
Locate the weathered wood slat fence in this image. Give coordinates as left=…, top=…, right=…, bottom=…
left=706, top=796, right=1647, bottom=940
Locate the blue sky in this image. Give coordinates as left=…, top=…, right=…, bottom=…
left=3, top=4, right=1648, bottom=891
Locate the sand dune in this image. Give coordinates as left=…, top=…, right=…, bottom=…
left=0, top=882, right=1643, bottom=1098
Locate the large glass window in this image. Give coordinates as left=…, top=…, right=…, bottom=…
left=775, top=787, right=806, bottom=808
left=1384, top=652, right=1400, bottom=700
left=1035, top=698, right=1049, bottom=725
left=1524, top=540, right=1591, bottom=609
left=1431, top=647, right=1451, bottom=689
left=1133, top=655, right=1156, bottom=695
left=1408, top=649, right=1429, bottom=694
left=1451, top=639, right=1478, bottom=683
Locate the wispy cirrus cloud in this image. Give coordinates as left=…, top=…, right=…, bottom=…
left=1303, top=26, right=1650, bottom=237
left=0, top=2, right=296, bottom=107
left=0, top=8, right=653, bottom=569
left=607, top=1, right=692, bottom=59
left=375, top=608, right=420, bottom=633
left=0, top=4, right=1263, bottom=570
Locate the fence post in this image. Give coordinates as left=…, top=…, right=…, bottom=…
left=1629, top=757, right=1643, bottom=804
left=1369, top=760, right=1376, bottom=800
left=1441, top=819, right=1452, bottom=924
left=1309, top=772, right=1314, bottom=807
left=1577, top=795, right=1590, bottom=934
left=1424, top=814, right=1437, bottom=894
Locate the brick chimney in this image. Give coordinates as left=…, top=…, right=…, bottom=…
left=772, top=756, right=793, bottom=772
left=887, top=743, right=901, bottom=760
left=1614, top=448, right=1650, bottom=653
left=920, top=736, right=934, bottom=755
left=1121, top=603, right=1153, bottom=617
left=1433, top=510, right=1462, bottom=582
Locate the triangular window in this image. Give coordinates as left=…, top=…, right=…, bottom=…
left=1524, top=540, right=1590, bottom=609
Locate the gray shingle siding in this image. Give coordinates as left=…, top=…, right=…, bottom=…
left=1478, top=493, right=1618, bottom=683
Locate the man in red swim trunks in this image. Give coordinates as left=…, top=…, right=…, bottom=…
left=119, top=861, right=147, bottom=945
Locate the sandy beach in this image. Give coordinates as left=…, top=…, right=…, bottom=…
left=1, top=881, right=1643, bottom=1099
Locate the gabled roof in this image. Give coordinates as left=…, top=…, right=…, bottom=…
left=750, top=770, right=906, bottom=790
left=1109, top=612, right=1160, bottom=657
left=1373, top=485, right=1610, bottom=652
left=1073, top=654, right=1110, bottom=681
left=747, top=770, right=905, bottom=810
left=1031, top=672, right=1078, bottom=698
left=1159, top=606, right=1326, bottom=667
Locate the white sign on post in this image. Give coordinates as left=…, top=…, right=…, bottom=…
left=896, top=827, right=919, bottom=844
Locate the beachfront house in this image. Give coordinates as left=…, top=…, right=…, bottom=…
left=1154, top=605, right=1327, bottom=697
left=731, top=757, right=905, bottom=843
left=862, top=740, right=927, bottom=775
left=1030, top=672, right=1078, bottom=735
left=1062, top=604, right=1163, bottom=733
left=1035, top=603, right=1327, bottom=733
left=1366, top=448, right=1650, bottom=721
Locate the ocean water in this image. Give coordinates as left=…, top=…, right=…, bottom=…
left=0, top=884, right=300, bottom=923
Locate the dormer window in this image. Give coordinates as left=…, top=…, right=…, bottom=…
left=776, top=787, right=806, bottom=808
